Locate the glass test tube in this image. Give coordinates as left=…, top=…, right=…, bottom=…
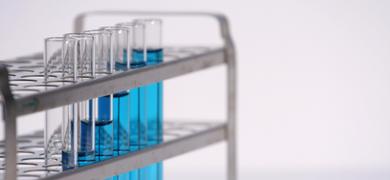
left=133, top=19, right=163, bottom=180
left=84, top=30, right=114, bottom=161
left=134, top=19, right=163, bottom=146
left=116, top=22, right=145, bottom=180
left=100, top=26, right=130, bottom=180
left=62, top=33, right=95, bottom=169
left=101, top=26, right=131, bottom=156
left=44, top=37, right=65, bottom=166
left=61, top=35, right=77, bottom=170
left=117, top=22, right=145, bottom=153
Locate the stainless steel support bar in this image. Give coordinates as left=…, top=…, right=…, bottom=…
left=0, top=65, right=17, bottom=180
left=226, top=35, right=237, bottom=180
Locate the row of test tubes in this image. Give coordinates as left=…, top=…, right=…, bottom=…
left=43, top=19, right=163, bottom=180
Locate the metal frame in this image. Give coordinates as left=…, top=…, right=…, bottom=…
left=1, top=11, right=237, bottom=180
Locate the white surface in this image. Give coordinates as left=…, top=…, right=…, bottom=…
left=1, top=0, right=390, bottom=179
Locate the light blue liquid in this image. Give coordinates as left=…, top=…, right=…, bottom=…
left=62, top=119, right=95, bottom=170
left=107, top=62, right=132, bottom=180
left=127, top=58, right=147, bottom=180
left=113, top=91, right=130, bottom=156
left=133, top=49, right=163, bottom=180
left=96, top=94, right=115, bottom=180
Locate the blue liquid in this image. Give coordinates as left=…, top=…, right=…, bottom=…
left=132, top=49, right=163, bottom=64
left=126, top=58, right=147, bottom=180
left=132, top=49, right=163, bottom=144
left=112, top=62, right=132, bottom=179
left=113, top=91, right=130, bottom=156
left=133, top=49, right=164, bottom=180
left=96, top=96, right=114, bottom=160
left=145, top=82, right=163, bottom=145
left=62, top=151, right=73, bottom=170
left=96, top=96, right=115, bottom=180
left=129, top=85, right=147, bottom=150
left=62, top=120, right=95, bottom=170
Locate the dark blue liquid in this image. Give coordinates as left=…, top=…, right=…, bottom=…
left=133, top=49, right=164, bottom=180
left=96, top=95, right=114, bottom=160
left=62, top=151, right=74, bottom=170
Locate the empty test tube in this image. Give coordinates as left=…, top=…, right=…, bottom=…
left=44, top=37, right=65, bottom=166
left=62, top=33, right=95, bottom=169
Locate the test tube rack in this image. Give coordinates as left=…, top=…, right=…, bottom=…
left=0, top=11, right=236, bottom=180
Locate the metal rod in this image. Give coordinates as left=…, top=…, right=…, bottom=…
left=3, top=112, right=16, bottom=180
left=0, top=65, right=17, bottom=180
left=74, top=11, right=228, bottom=33
left=216, top=15, right=238, bottom=180
left=226, top=38, right=237, bottom=180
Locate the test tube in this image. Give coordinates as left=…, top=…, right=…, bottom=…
left=116, top=22, right=147, bottom=153
left=133, top=19, right=163, bottom=180
left=61, top=35, right=77, bottom=170
left=100, top=26, right=130, bottom=180
left=101, top=26, right=131, bottom=156
left=44, top=37, right=65, bottom=165
left=62, top=33, right=95, bottom=169
left=133, top=19, right=163, bottom=146
left=83, top=29, right=114, bottom=161
left=116, top=22, right=144, bottom=180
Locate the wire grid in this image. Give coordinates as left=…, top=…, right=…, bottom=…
left=2, top=47, right=214, bottom=99
left=0, top=121, right=220, bottom=180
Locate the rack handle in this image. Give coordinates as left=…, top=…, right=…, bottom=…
left=73, top=11, right=234, bottom=49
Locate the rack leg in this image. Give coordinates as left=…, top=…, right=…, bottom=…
left=227, top=53, right=237, bottom=180
left=4, top=111, right=17, bottom=180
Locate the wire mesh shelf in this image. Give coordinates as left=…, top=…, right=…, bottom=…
left=0, top=121, right=225, bottom=180
left=5, top=47, right=216, bottom=99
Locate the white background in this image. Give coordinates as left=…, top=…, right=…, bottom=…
left=1, top=0, right=390, bottom=179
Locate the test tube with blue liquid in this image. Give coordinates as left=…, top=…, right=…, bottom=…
left=102, top=26, right=131, bottom=180
left=101, top=26, right=130, bottom=156
left=61, top=33, right=95, bottom=169
left=133, top=19, right=163, bottom=180
left=116, top=22, right=145, bottom=180
left=84, top=30, right=114, bottom=161
left=116, top=22, right=146, bottom=154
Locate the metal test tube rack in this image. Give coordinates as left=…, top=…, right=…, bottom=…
left=0, top=11, right=237, bottom=180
